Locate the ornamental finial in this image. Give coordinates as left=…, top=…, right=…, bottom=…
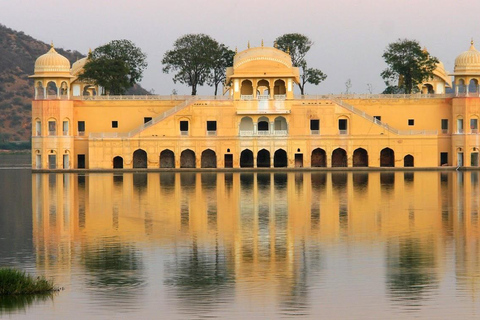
left=247, top=41, right=250, bottom=49
left=261, top=39, right=264, bottom=47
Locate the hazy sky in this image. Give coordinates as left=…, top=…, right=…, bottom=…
left=1, top=0, right=479, bottom=95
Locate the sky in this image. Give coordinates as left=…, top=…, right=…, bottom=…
left=1, top=0, right=480, bottom=95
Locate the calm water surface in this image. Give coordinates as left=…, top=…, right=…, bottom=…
left=1, top=156, right=479, bottom=319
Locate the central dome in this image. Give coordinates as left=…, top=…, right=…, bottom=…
left=454, top=41, right=480, bottom=74
left=34, top=45, right=71, bottom=75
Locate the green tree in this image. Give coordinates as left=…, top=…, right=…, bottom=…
left=275, top=33, right=327, bottom=95
left=381, top=39, right=439, bottom=94
left=162, top=34, right=221, bottom=95
left=207, top=44, right=235, bottom=96
left=79, top=39, right=147, bottom=95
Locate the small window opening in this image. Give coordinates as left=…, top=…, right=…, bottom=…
left=207, top=121, right=217, bottom=131
left=112, top=121, right=118, bottom=128
left=408, top=119, right=414, bottom=126
left=180, top=121, right=189, bottom=131
left=310, top=119, right=320, bottom=130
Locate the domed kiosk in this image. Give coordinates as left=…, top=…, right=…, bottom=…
left=451, top=40, right=480, bottom=95
left=29, top=44, right=73, bottom=99
left=226, top=44, right=300, bottom=100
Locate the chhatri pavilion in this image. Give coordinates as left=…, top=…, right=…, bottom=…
left=30, top=41, right=480, bottom=170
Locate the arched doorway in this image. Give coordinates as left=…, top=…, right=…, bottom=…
left=332, top=148, right=347, bottom=167
left=257, top=149, right=270, bottom=167
left=133, top=149, right=147, bottom=168
left=201, top=149, right=217, bottom=168
left=404, top=154, right=414, bottom=167
left=180, top=149, right=196, bottom=168
left=274, top=149, right=288, bottom=167
left=113, top=156, right=123, bottom=169
left=311, top=148, right=326, bottom=167
left=380, top=148, right=395, bottom=167
left=160, top=149, right=175, bottom=168
left=353, top=148, right=368, bottom=167
left=240, top=149, right=254, bottom=168
left=256, top=79, right=270, bottom=98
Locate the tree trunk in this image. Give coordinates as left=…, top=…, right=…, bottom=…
left=214, top=84, right=218, bottom=96
left=191, top=85, right=197, bottom=96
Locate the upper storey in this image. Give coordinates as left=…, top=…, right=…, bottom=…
left=226, top=45, right=300, bottom=100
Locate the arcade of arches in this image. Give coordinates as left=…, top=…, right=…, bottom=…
left=118, top=147, right=414, bottom=169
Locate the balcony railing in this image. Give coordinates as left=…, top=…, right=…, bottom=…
left=63, top=131, right=69, bottom=136
left=180, top=131, right=189, bottom=136
left=339, top=130, right=348, bottom=135
left=239, top=130, right=288, bottom=136
left=48, top=131, right=56, bottom=136
left=257, top=95, right=269, bottom=100
left=311, top=130, right=320, bottom=135
left=78, top=131, right=85, bottom=136
left=241, top=95, right=254, bottom=100
left=442, top=129, right=448, bottom=134
left=274, top=94, right=286, bottom=100
left=472, top=129, right=478, bottom=134
left=207, top=131, right=217, bottom=136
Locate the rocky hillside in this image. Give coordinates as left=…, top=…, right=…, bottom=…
left=0, top=24, right=149, bottom=143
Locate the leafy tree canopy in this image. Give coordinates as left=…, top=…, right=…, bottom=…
left=79, top=39, right=147, bottom=95
left=207, top=44, right=235, bottom=96
left=163, top=34, right=230, bottom=95
left=381, top=39, right=439, bottom=94
left=275, top=33, right=327, bottom=95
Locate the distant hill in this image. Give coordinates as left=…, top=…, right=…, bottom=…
left=0, top=24, right=150, bottom=143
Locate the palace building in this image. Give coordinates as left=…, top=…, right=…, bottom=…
left=30, top=42, right=480, bottom=170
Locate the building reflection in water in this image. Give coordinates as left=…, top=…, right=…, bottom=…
left=32, top=171, right=480, bottom=314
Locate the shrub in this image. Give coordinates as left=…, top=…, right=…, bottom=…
left=0, top=268, right=55, bottom=295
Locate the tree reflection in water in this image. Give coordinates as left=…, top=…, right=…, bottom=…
left=386, top=237, right=438, bottom=308
left=81, top=239, right=145, bottom=301
left=164, top=236, right=235, bottom=312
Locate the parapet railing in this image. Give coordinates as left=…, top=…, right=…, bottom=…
left=72, top=95, right=231, bottom=101
left=35, top=93, right=463, bottom=101
left=295, top=93, right=455, bottom=100
left=331, top=98, right=438, bottom=136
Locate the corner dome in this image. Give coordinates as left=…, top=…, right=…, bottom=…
left=454, top=41, right=480, bottom=74
left=71, top=57, right=87, bottom=76
left=34, top=45, right=71, bottom=75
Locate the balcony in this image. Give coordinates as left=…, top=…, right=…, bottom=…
left=310, top=130, right=320, bottom=135
left=207, top=131, right=217, bottom=136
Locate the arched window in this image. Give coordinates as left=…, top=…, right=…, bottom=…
left=258, top=116, right=269, bottom=132
left=241, top=80, right=253, bottom=97
left=257, top=79, right=270, bottom=99
left=469, top=79, right=479, bottom=94
left=274, top=79, right=286, bottom=97
left=274, top=116, right=288, bottom=134
left=239, top=117, right=254, bottom=135
left=48, top=118, right=57, bottom=136
left=47, top=81, right=58, bottom=98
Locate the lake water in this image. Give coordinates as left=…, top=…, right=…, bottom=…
left=1, top=155, right=480, bottom=319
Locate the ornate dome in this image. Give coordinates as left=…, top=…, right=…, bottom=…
left=233, top=46, right=293, bottom=69
left=454, top=41, right=480, bottom=74
left=71, top=57, right=87, bottom=76
left=34, top=45, right=71, bottom=75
